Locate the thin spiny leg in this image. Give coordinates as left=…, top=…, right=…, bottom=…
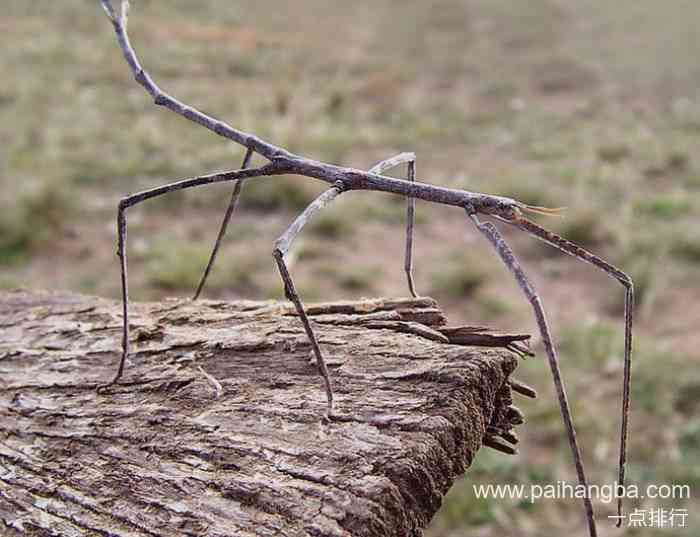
left=272, top=185, right=343, bottom=415
left=617, top=286, right=632, bottom=523
left=404, top=159, right=417, bottom=297
left=508, top=215, right=633, bottom=523
left=108, top=200, right=129, bottom=386
left=100, top=164, right=277, bottom=388
left=468, top=211, right=597, bottom=537
left=368, top=152, right=418, bottom=296
left=193, top=147, right=254, bottom=300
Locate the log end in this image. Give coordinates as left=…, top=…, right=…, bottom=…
left=0, top=290, right=530, bottom=537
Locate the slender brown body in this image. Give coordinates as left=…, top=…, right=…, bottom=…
left=98, top=3, right=634, bottom=536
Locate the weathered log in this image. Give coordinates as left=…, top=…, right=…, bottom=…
left=0, top=290, right=529, bottom=537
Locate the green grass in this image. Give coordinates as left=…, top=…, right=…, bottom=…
left=429, top=254, right=490, bottom=299
left=476, top=296, right=513, bottom=319
left=597, top=144, right=630, bottom=164
left=243, top=176, right=320, bottom=213
left=635, top=193, right=693, bottom=219
left=337, top=271, right=375, bottom=292
left=308, top=210, right=353, bottom=239
left=559, top=321, right=620, bottom=368
left=145, top=238, right=265, bottom=293
left=461, top=323, right=698, bottom=535
left=145, top=240, right=212, bottom=291
left=0, top=178, right=75, bottom=265
left=315, top=263, right=380, bottom=294
left=550, top=209, right=615, bottom=251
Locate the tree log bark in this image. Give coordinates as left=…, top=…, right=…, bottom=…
left=0, top=290, right=530, bottom=537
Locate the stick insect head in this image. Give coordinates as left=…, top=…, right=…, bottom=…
left=469, top=194, right=565, bottom=221
left=468, top=194, right=525, bottom=220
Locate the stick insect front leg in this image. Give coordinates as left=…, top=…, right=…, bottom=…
left=467, top=211, right=598, bottom=537
left=101, top=164, right=277, bottom=388
left=508, top=215, right=634, bottom=523
left=368, top=152, right=418, bottom=297
left=272, top=184, right=344, bottom=415
left=193, top=147, right=254, bottom=300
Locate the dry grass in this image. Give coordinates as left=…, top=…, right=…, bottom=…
left=2, top=1, right=699, bottom=535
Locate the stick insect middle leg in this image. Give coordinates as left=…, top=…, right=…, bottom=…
left=272, top=184, right=344, bottom=415
left=368, top=152, right=419, bottom=297
left=467, top=211, right=598, bottom=537
left=194, top=150, right=419, bottom=301
left=193, top=147, right=254, bottom=300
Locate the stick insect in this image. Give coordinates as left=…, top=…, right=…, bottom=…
left=98, top=2, right=633, bottom=535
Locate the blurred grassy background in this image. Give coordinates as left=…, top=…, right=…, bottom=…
left=2, top=1, right=698, bottom=535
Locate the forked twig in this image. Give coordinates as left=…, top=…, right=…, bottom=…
left=97, top=2, right=635, bottom=535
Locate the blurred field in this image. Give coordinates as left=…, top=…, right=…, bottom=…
left=2, top=1, right=698, bottom=535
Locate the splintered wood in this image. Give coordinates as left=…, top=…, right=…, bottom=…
left=0, top=290, right=530, bottom=537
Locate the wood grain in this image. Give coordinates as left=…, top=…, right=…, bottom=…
left=0, top=291, right=528, bottom=537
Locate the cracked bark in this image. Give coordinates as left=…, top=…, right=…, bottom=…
left=0, top=290, right=530, bottom=537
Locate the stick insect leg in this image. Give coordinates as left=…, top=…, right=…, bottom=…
left=508, top=216, right=633, bottom=523
left=272, top=184, right=344, bottom=415
left=368, top=152, right=418, bottom=297
left=100, top=164, right=277, bottom=389
left=468, top=211, right=597, bottom=537
left=193, top=147, right=254, bottom=300
left=404, top=159, right=418, bottom=297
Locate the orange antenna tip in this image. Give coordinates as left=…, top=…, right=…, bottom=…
left=523, top=204, right=567, bottom=217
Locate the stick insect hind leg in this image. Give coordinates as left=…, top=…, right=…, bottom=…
left=193, top=147, right=254, bottom=300
left=467, top=211, right=598, bottom=537
left=100, top=163, right=277, bottom=389
left=272, top=184, right=344, bottom=416
left=368, top=152, right=419, bottom=297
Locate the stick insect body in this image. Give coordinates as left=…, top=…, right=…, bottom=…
left=98, top=2, right=633, bottom=536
